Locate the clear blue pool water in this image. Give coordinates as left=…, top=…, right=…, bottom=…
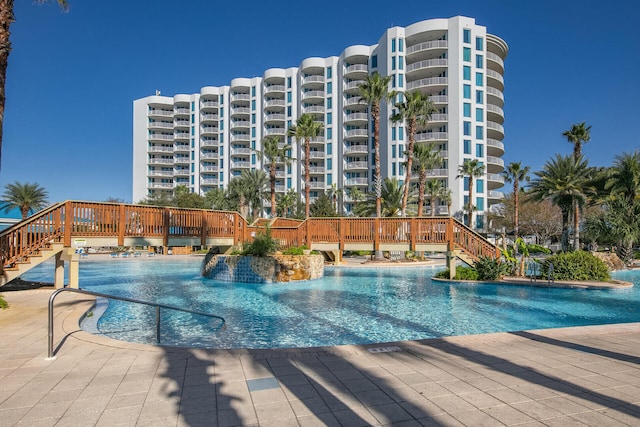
left=22, top=258, right=640, bottom=349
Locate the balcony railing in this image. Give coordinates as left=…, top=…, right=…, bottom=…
left=231, top=94, right=250, bottom=102
left=407, top=77, right=448, bottom=91
left=407, top=40, right=448, bottom=54
left=303, top=75, right=325, bottom=85
left=265, top=99, right=286, bottom=107
left=415, top=132, right=448, bottom=142
left=201, top=101, right=220, bottom=108
left=149, top=109, right=173, bottom=117
left=406, top=58, right=448, bottom=73
left=302, top=91, right=324, bottom=99
left=344, top=145, right=369, bottom=154
left=345, top=64, right=368, bottom=74
left=345, top=177, right=369, bottom=186
left=345, top=129, right=368, bottom=138
left=265, top=128, right=286, bottom=136
left=345, top=113, right=368, bottom=122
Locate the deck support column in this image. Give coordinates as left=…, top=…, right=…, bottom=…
left=54, top=253, right=65, bottom=289
left=55, top=250, right=79, bottom=289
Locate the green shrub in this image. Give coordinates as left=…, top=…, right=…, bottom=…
left=281, top=245, right=308, bottom=255
left=542, top=251, right=610, bottom=282
left=0, top=295, right=8, bottom=309
left=474, top=256, right=510, bottom=281
left=526, top=244, right=552, bottom=254
left=433, top=267, right=478, bottom=280
left=241, top=227, right=279, bottom=257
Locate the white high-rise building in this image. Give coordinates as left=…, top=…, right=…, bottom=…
left=132, top=16, right=507, bottom=228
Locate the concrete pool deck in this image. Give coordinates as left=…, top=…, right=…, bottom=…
left=1, top=289, right=640, bottom=426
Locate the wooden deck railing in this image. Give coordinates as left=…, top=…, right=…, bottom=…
left=1, top=201, right=500, bottom=272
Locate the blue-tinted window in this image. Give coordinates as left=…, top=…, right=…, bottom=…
left=476, top=143, right=484, bottom=157
left=391, top=39, right=396, bottom=52
left=391, top=74, right=396, bottom=88
left=220, top=121, right=224, bottom=131
left=287, top=177, right=291, bottom=188
left=327, top=82, right=332, bottom=94
left=327, top=128, right=332, bottom=140
left=287, top=77, right=292, bottom=88
left=463, top=177, right=469, bottom=191
left=371, top=55, right=378, bottom=68
left=327, top=174, right=332, bottom=185
left=392, top=163, right=396, bottom=175
left=327, top=112, right=332, bottom=125
left=476, top=90, right=483, bottom=104
left=398, top=74, right=403, bottom=88
left=287, top=106, right=292, bottom=117
left=399, top=38, right=404, bottom=52
left=476, top=108, right=483, bottom=122
left=251, top=100, right=256, bottom=110
left=191, top=101, right=195, bottom=111
left=463, top=29, right=471, bottom=43
left=476, top=197, right=484, bottom=211
left=326, top=67, right=332, bottom=79
left=251, top=113, right=256, bottom=124
left=398, top=56, right=403, bottom=70
left=251, top=154, right=256, bottom=165
left=251, top=128, right=256, bottom=137
left=463, top=85, right=471, bottom=99
left=476, top=126, right=484, bottom=140
left=476, top=37, right=483, bottom=51
left=287, top=92, right=292, bottom=102
left=251, top=86, right=255, bottom=97
left=464, top=121, right=471, bottom=136
left=391, top=56, right=396, bottom=70
left=463, top=47, right=471, bottom=61
left=392, top=127, right=396, bottom=141
left=399, top=127, right=404, bottom=140
left=464, top=140, right=471, bottom=154
left=327, top=143, right=332, bottom=154
left=463, top=66, right=471, bottom=80
left=476, top=55, right=483, bottom=68
left=327, top=158, right=332, bottom=170
left=326, top=97, right=332, bottom=109
left=463, top=103, right=471, bottom=117
left=476, top=72, right=483, bottom=87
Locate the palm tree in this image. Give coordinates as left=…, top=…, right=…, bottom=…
left=1, top=1, right=68, bottom=169
left=501, top=162, right=531, bottom=239
left=287, top=114, right=323, bottom=218
left=241, top=169, right=269, bottom=219
left=528, top=154, right=591, bottom=251
left=327, top=183, right=343, bottom=213
left=457, top=159, right=485, bottom=229
left=354, top=178, right=414, bottom=217
left=563, top=122, right=591, bottom=159
left=441, top=189, right=453, bottom=216
left=277, top=188, right=297, bottom=218
left=412, top=143, right=441, bottom=217
left=606, top=151, right=640, bottom=203
left=424, top=179, right=443, bottom=217
left=391, top=90, right=437, bottom=216
left=226, top=177, right=250, bottom=218
left=346, top=187, right=363, bottom=215
left=254, top=136, right=294, bottom=217
left=358, top=72, right=395, bottom=218
left=1, top=181, right=49, bottom=219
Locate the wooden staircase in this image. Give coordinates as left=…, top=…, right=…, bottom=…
left=1, top=243, right=75, bottom=287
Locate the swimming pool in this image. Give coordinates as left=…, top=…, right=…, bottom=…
left=22, top=258, right=640, bottom=349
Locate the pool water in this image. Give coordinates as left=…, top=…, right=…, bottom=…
left=22, top=258, right=640, bottom=349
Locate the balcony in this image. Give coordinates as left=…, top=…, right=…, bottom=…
left=406, top=40, right=448, bottom=56
left=487, top=173, right=505, bottom=190
left=264, top=84, right=285, bottom=94
left=231, top=94, right=250, bottom=102
left=201, top=178, right=219, bottom=185
left=429, top=113, right=448, bottom=123
left=174, top=108, right=190, bottom=115
left=302, top=91, right=324, bottom=100
left=415, top=132, right=448, bottom=142
left=201, top=114, right=219, bottom=122
left=487, top=104, right=504, bottom=119
left=147, top=170, right=173, bottom=177
left=231, top=161, right=251, bottom=169
left=487, top=70, right=505, bottom=91
left=149, top=121, right=173, bottom=130
left=488, top=190, right=505, bottom=200
left=264, top=113, right=286, bottom=123
left=487, top=52, right=505, bottom=73
left=201, top=139, right=218, bottom=148
left=307, top=151, right=326, bottom=159
left=201, top=101, right=220, bottom=109
left=201, top=126, right=219, bottom=135
left=309, top=166, right=326, bottom=174
left=302, top=105, right=325, bottom=115
left=486, top=155, right=505, bottom=173
left=148, top=145, right=173, bottom=154
left=487, top=121, right=505, bottom=139
left=430, top=95, right=448, bottom=104
left=149, top=183, right=174, bottom=189
left=343, top=80, right=365, bottom=93
left=174, top=144, right=189, bottom=152
left=406, top=77, right=448, bottom=92
left=406, top=58, right=448, bottom=78
left=486, top=138, right=505, bottom=156
left=174, top=132, right=189, bottom=140
left=148, top=109, right=173, bottom=118
left=230, top=134, right=250, bottom=142
left=345, top=177, right=368, bottom=186
left=148, top=158, right=174, bottom=165
left=174, top=169, right=190, bottom=177
left=265, top=99, right=286, bottom=108
left=230, top=107, right=251, bottom=116
left=344, top=129, right=368, bottom=139
left=425, top=168, right=448, bottom=178
left=345, top=112, right=368, bottom=123
left=231, top=120, right=250, bottom=129
left=200, top=152, right=219, bottom=159
left=344, top=64, right=368, bottom=77
left=174, top=120, right=189, bottom=128
left=345, top=161, right=368, bottom=170
left=148, top=133, right=173, bottom=142
left=303, top=75, right=325, bottom=85
left=231, top=147, right=252, bottom=155
left=265, top=128, right=286, bottom=136
left=344, top=145, right=369, bottom=154
left=344, top=96, right=365, bottom=107
left=174, top=157, right=190, bottom=165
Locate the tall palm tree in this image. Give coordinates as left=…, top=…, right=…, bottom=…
left=277, top=188, right=297, bottom=218
left=501, top=162, right=530, bottom=239
left=391, top=90, right=437, bottom=216
left=563, top=122, right=591, bottom=159
left=606, top=151, right=640, bottom=203
left=1, top=1, right=68, bottom=169
left=254, top=135, right=294, bottom=217
left=457, top=159, right=485, bottom=229
left=424, top=179, right=443, bottom=217
left=1, top=181, right=49, bottom=219
left=441, top=188, right=453, bottom=217
left=528, top=154, right=591, bottom=251
left=241, top=169, right=269, bottom=219
left=327, top=183, right=343, bottom=213
left=226, top=176, right=250, bottom=218
left=412, top=143, right=441, bottom=217
left=287, top=114, right=323, bottom=218
left=358, top=71, right=395, bottom=218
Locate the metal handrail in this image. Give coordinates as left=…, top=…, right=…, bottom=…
left=47, top=288, right=226, bottom=359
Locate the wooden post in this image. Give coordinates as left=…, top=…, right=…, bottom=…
left=410, top=218, right=417, bottom=252
left=306, top=219, right=312, bottom=249
left=118, top=204, right=125, bottom=247
left=63, top=201, right=73, bottom=247
left=373, top=218, right=380, bottom=252
left=201, top=211, right=207, bottom=247
left=163, top=208, right=170, bottom=248
left=339, top=218, right=345, bottom=252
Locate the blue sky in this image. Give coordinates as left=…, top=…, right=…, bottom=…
left=1, top=0, right=637, bottom=203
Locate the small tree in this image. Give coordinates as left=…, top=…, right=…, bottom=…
left=1, top=181, right=49, bottom=219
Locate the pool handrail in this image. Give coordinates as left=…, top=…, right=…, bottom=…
left=47, top=287, right=226, bottom=359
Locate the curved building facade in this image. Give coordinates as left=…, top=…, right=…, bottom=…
left=133, top=15, right=507, bottom=229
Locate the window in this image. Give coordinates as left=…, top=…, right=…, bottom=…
left=391, top=56, right=396, bottom=70
left=251, top=86, right=256, bottom=97
left=327, top=143, right=332, bottom=154
left=371, top=55, right=378, bottom=68
left=464, top=121, right=471, bottom=136
left=326, top=97, right=332, bottom=109
left=464, top=140, right=471, bottom=154
left=327, top=174, right=332, bottom=185
left=392, top=163, right=396, bottom=175
left=399, top=38, right=404, bottom=52
left=476, top=143, right=484, bottom=158
left=327, top=159, right=332, bottom=170
left=287, top=177, right=291, bottom=188
left=251, top=113, right=256, bottom=124
left=391, top=74, right=396, bottom=88
left=463, top=103, right=471, bottom=118
left=476, top=197, right=485, bottom=211
left=392, top=127, right=397, bottom=141
left=476, top=37, right=483, bottom=51
left=398, top=56, right=403, bottom=70
left=287, top=106, right=292, bottom=117
left=463, top=47, right=471, bottom=62
left=251, top=100, right=256, bottom=110
left=463, top=66, right=471, bottom=80
left=327, top=112, right=332, bottom=125
left=191, top=101, right=195, bottom=111
left=287, top=92, right=292, bottom=102
left=399, top=127, right=404, bottom=140
left=476, top=108, right=483, bottom=122
left=251, top=128, right=256, bottom=138
left=391, top=39, right=396, bottom=52
left=463, top=29, right=471, bottom=43
left=398, top=74, right=403, bottom=88
left=327, top=128, right=332, bottom=140
left=476, top=126, right=484, bottom=140
left=287, top=77, right=292, bottom=88
left=251, top=154, right=256, bottom=165
left=463, top=177, right=469, bottom=191
left=327, top=81, right=332, bottom=94
left=392, top=144, right=396, bottom=158
left=326, top=67, right=332, bottom=79
left=476, top=54, right=483, bottom=68
left=476, top=72, right=483, bottom=87
left=476, top=90, right=484, bottom=104
left=463, top=84, right=471, bottom=99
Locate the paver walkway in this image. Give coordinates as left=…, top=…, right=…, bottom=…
left=1, top=289, right=639, bottom=426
